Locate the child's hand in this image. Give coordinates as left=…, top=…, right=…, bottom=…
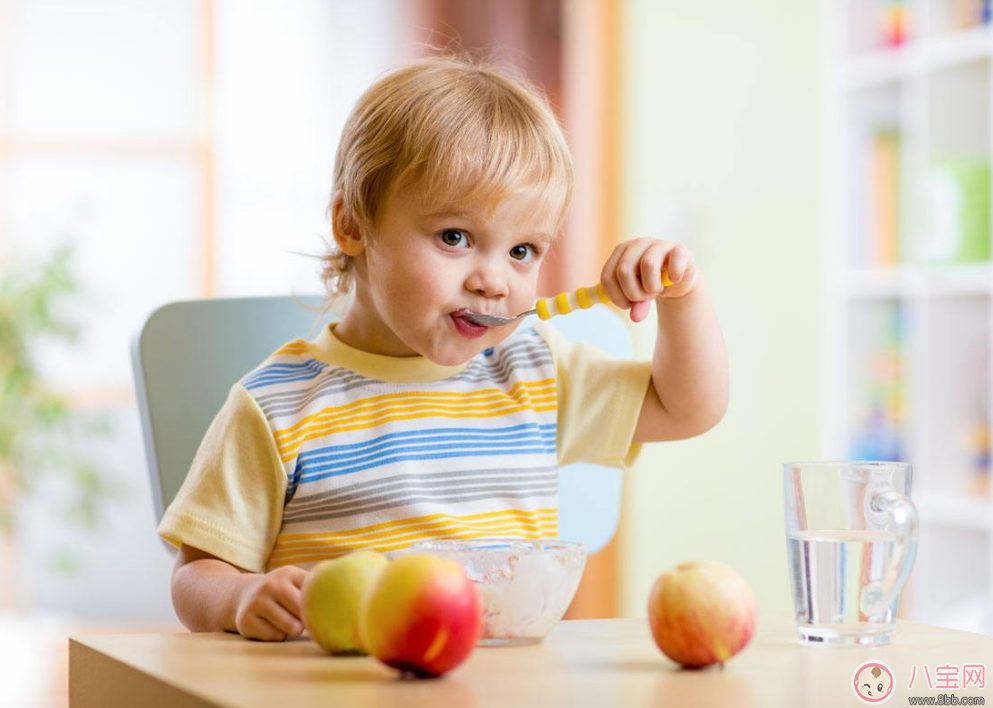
left=234, top=565, right=308, bottom=641
left=600, top=238, right=698, bottom=323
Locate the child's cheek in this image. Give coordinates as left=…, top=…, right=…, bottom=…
left=406, top=264, right=452, bottom=311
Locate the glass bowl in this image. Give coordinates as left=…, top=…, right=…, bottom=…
left=410, top=538, right=587, bottom=646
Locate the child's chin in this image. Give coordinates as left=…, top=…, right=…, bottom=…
left=431, top=337, right=504, bottom=366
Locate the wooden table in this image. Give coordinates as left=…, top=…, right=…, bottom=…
left=70, top=617, right=993, bottom=707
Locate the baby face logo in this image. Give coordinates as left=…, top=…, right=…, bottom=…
left=852, top=661, right=895, bottom=704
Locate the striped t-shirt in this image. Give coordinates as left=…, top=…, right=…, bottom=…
left=158, top=322, right=651, bottom=572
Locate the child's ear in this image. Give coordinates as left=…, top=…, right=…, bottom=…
left=331, top=196, right=365, bottom=256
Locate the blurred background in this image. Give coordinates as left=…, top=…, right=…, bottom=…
left=2, top=0, right=992, bottom=704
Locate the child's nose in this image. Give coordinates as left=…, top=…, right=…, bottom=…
left=465, top=263, right=508, bottom=299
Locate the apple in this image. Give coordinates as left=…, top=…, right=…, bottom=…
left=302, top=550, right=389, bottom=654
left=647, top=561, right=757, bottom=669
left=360, top=553, right=481, bottom=678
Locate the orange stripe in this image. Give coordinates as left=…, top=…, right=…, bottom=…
left=276, top=391, right=558, bottom=446
left=271, top=526, right=561, bottom=564
left=272, top=516, right=558, bottom=555
left=269, top=528, right=560, bottom=566
left=277, top=401, right=557, bottom=462
left=278, top=391, right=557, bottom=442
left=275, top=379, right=555, bottom=441
left=273, top=341, right=309, bottom=356
left=275, top=507, right=559, bottom=542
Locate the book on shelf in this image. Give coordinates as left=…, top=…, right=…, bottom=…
left=868, top=129, right=901, bottom=267
left=849, top=303, right=906, bottom=460
left=967, top=422, right=991, bottom=497
left=941, top=0, right=991, bottom=31
left=880, top=0, right=909, bottom=47
left=919, top=155, right=990, bottom=264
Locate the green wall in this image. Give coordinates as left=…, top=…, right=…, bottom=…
left=618, top=1, right=822, bottom=618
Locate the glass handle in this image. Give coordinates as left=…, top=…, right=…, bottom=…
left=860, top=489, right=919, bottom=618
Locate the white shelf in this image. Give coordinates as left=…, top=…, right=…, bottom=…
left=825, top=1, right=993, bottom=631
left=917, top=490, right=993, bottom=531
left=927, top=262, right=993, bottom=295
left=840, top=266, right=913, bottom=299
left=841, top=24, right=993, bottom=91
left=842, top=45, right=915, bottom=90
left=928, top=24, right=993, bottom=73
left=840, top=263, right=993, bottom=300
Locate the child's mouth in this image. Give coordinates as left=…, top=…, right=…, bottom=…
left=450, top=309, right=489, bottom=339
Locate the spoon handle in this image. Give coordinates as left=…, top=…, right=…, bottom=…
left=534, top=270, right=674, bottom=321
left=534, top=284, right=610, bottom=320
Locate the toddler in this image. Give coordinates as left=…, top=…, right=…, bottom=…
left=159, top=56, right=729, bottom=641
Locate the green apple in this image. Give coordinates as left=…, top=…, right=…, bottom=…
left=302, top=550, right=389, bottom=654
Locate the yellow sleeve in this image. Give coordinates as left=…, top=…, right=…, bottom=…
left=157, top=384, right=286, bottom=573
left=534, top=323, right=652, bottom=469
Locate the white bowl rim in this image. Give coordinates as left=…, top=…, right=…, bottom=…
left=410, top=538, right=586, bottom=555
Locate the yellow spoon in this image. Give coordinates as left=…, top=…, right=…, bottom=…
left=463, top=270, right=675, bottom=326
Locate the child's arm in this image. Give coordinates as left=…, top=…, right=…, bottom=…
left=600, top=238, right=729, bottom=442
left=171, top=544, right=308, bottom=641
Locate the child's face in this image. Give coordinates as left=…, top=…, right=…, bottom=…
left=338, top=184, right=559, bottom=365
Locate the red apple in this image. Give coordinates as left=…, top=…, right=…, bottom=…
left=647, top=561, right=756, bottom=668
left=359, top=553, right=481, bottom=678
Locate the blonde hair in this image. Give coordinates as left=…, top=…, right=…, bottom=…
left=322, top=55, right=574, bottom=300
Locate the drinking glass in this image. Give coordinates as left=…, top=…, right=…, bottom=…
left=783, top=461, right=918, bottom=645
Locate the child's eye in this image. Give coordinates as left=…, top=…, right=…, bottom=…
left=439, top=229, right=469, bottom=248
left=510, top=243, right=539, bottom=262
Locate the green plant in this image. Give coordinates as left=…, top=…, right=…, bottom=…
left=0, top=245, right=117, bottom=541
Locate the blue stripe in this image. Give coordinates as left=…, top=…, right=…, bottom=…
left=246, top=360, right=325, bottom=386
left=289, top=423, right=557, bottom=496
left=295, top=423, right=556, bottom=463
left=297, top=446, right=557, bottom=485
left=286, top=462, right=304, bottom=503
left=298, top=437, right=556, bottom=481
left=244, top=359, right=326, bottom=390
left=245, top=358, right=325, bottom=379
left=246, top=373, right=323, bottom=390
left=251, top=362, right=322, bottom=374
left=300, top=430, right=554, bottom=464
